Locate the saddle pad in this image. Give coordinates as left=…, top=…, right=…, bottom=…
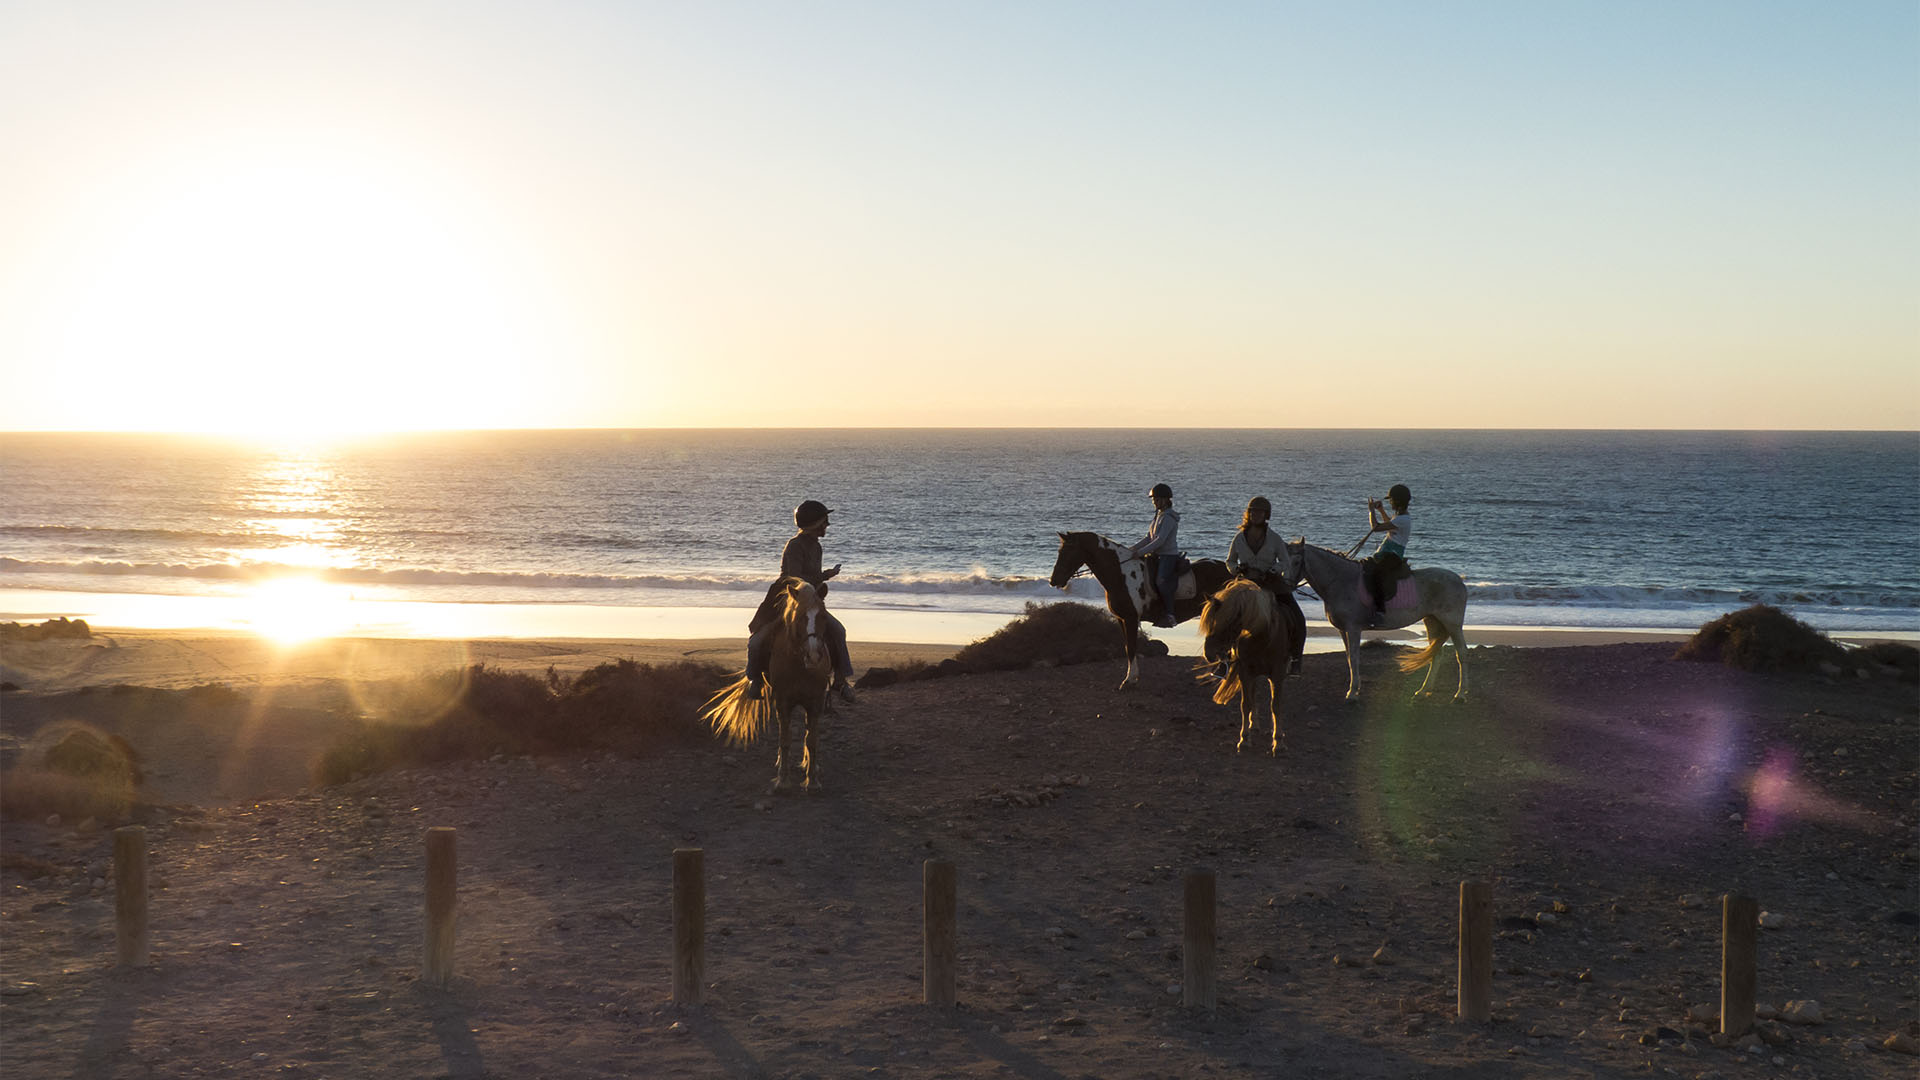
left=1373, top=576, right=1417, bottom=611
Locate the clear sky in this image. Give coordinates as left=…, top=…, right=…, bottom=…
left=2, top=1, right=1915, bottom=433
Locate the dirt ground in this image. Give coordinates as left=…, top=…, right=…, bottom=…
left=2, top=637, right=1916, bottom=1079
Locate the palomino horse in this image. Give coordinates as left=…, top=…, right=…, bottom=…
left=1286, top=540, right=1469, bottom=704
left=701, top=578, right=835, bottom=793
left=1198, top=578, right=1293, bottom=755
left=1050, top=531, right=1231, bottom=689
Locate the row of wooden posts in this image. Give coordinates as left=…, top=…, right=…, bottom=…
left=109, top=826, right=1765, bottom=1035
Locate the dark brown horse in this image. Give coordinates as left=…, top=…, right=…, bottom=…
left=1049, top=531, right=1231, bottom=689
left=701, top=578, right=835, bottom=792
left=1198, top=578, right=1292, bottom=755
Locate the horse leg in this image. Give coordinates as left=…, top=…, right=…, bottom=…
left=1341, top=625, right=1363, bottom=702
left=771, top=703, right=794, bottom=793
left=1450, top=620, right=1470, bottom=704
left=1267, top=674, right=1282, bottom=756
left=1235, top=670, right=1251, bottom=753
left=802, top=703, right=825, bottom=793
left=1118, top=618, right=1140, bottom=690
left=1413, top=616, right=1444, bottom=699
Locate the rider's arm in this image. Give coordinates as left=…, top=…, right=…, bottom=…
left=1226, top=533, right=1246, bottom=573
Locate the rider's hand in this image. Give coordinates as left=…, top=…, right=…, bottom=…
left=826, top=563, right=841, bottom=579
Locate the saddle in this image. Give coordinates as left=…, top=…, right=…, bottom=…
left=1145, top=554, right=1198, bottom=601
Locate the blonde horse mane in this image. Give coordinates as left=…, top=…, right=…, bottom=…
left=1199, top=579, right=1280, bottom=706
left=701, top=579, right=829, bottom=747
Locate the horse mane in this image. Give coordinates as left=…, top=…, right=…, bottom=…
left=1199, top=578, right=1275, bottom=639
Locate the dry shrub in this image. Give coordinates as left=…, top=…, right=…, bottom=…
left=1, top=722, right=142, bottom=822
left=1857, top=641, right=1919, bottom=683
left=0, top=617, right=91, bottom=642
left=862, top=602, right=1164, bottom=688
left=1674, top=604, right=1850, bottom=673
left=954, top=601, right=1165, bottom=671
left=0, top=767, right=136, bottom=823
left=315, top=660, right=731, bottom=785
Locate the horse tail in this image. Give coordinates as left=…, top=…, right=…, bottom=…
left=1398, top=616, right=1451, bottom=672
left=700, top=673, right=771, bottom=747
left=1211, top=655, right=1246, bottom=705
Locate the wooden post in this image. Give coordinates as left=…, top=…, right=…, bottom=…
left=923, top=859, right=957, bottom=1007
left=113, top=826, right=148, bottom=967
left=1182, top=869, right=1216, bottom=1009
left=1457, top=880, right=1492, bottom=1022
left=672, top=848, right=705, bottom=1005
left=1720, top=893, right=1758, bottom=1037
left=423, top=827, right=457, bottom=984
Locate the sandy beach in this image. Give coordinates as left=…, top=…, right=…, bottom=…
left=2, top=621, right=1915, bottom=1078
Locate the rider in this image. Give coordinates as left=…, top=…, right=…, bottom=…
left=745, top=499, right=856, bottom=705
left=1226, top=495, right=1307, bottom=677
left=1363, top=484, right=1413, bottom=624
left=1130, top=482, right=1182, bottom=628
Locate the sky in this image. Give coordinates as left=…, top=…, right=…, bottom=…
left=1, top=1, right=1915, bottom=433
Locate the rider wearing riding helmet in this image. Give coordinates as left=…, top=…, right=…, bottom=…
left=1363, top=484, right=1413, bottom=624
left=1130, top=482, right=1182, bottom=628
left=1226, top=495, right=1307, bottom=676
left=745, top=499, right=856, bottom=704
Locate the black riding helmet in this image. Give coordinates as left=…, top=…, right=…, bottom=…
left=794, top=500, right=832, bottom=529
left=1149, top=482, right=1173, bottom=500
left=1387, top=484, right=1411, bottom=509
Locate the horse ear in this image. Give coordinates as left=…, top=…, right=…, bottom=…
left=1057, top=531, right=1068, bottom=541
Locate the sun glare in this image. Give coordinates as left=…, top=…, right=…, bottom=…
left=22, top=144, right=572, bottom=436
left=247, top=577, right=357, bottom=645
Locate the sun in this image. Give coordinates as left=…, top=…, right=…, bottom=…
left=246, top=577, right=357, bottom=645
left=18, top=142, right=574, bottom=436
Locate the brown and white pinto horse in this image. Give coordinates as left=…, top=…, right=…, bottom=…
left=1049, top=531, right=1231, bottom=689
left=701, top=578, right=835, bottom=793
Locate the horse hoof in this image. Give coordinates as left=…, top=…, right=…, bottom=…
left=804, top=782, right=826, bottom=795
left=769, top=778, right=793, bottom=795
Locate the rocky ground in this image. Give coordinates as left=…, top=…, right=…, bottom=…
left=2, top=641, right=1916, bottom=1078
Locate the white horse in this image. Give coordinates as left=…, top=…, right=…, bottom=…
left=1049, top=531, right=1231, bottom=690
left=1286, top=540, right=1469, bottom=704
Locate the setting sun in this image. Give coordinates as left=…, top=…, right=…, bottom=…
left=12, top=142, right=580, bottom=437
left=245, top=576, right=357, bottom=644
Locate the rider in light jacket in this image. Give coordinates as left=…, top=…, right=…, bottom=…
left=1130, top=482, right=1181, bottom=627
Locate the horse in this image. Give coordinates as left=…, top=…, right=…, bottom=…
left=1286, top=540, right=1470, bottom=704
left=1198, top=578, right=1292, bottom=755
left=701, top=577, right=835, bottom=793
left=1050, top=531, right=1232, bottom=689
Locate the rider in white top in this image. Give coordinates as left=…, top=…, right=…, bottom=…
left=1226, top=495, right=1306, bottom=676
left=1364, top=484, right=1412, bottom=622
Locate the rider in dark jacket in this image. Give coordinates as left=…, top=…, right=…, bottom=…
left=745, top=500, right=855, bottom=704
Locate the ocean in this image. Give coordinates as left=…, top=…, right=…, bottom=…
left=1, top=429, right=1915, bottom=642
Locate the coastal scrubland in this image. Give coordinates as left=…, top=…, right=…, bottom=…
left=0, top=608, right=1914, bottom=1078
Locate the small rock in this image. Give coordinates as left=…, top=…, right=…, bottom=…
left=1685, top=1002, right=1718, bottom=1024
left=1754, top=1002, right=1778, bottom=1020
left=1165, top=983, right=1181, bottom=996
left=1779, top=999, right=1823, bottom=1025
left=44, top=814, right=60, bottom=828
left=1124, top=929, right=1147, bottom=941
left=1535, top=912, right=1560, bottom=927
left=1885, top=1031, right=1918, bottom=1054
left=1370, top=946, right=1395, bottom=966
left=1842, top=1038, right=1868, bottom=1053
left=1758, top=911, right=1787, bottom=929
left=1756, top=1020, right=1792, bottom=1046
left=1677, top=894, right=1706, bottom=910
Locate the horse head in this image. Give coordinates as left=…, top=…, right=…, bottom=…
left=779, top=578, right=830, bottom=666
left=1049, top=532, right=1088, bottom=589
